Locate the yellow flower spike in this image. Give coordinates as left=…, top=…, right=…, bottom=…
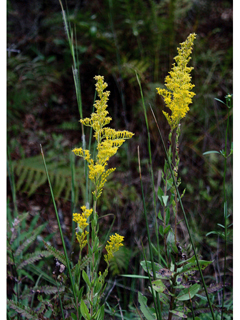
left=104, top=233, right=124, bottom=264
left=73, top=75, right=134, bottom=198
left=157, top=33, right=196, bottom=130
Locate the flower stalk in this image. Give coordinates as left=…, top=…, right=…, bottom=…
left=72, top=75, right=133, bottom=317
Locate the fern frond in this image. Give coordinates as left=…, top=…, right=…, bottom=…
left=28, top=171, right=47, bottom=196
left=17, top=250, right=52, bottom=269
left=16, top=166, right=29, bottom=190
left=79, top=254, right=92, bottom=271
left=43, top=240, right=67, bottom=265
left=71, top=254, right=92, bottom=279
left=22, top=166, right=35, bottom=193
left=11, top=154, right=85, bottom=202
left=53, top=171, right=66, bottom=199
left=14, top=222, right=47, bottom=257
left=7, top=299, right=39, bottom=320
left=36, top=285, right=65, bottom=295
left=121, top=57, right=150, bottom=83
left=9, top=212, right=29, bottom=244
left=20, top=285, right=65, bottom=298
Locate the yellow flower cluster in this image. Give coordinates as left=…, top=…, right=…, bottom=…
left=76, top=231, right=89, bottom=251
left=73, top=75, right=134, bottom=199
left=73, top=206, right=93, bottom=250
left=157, top=33, right=196, bottom=130
left=104, top=233, right=124, bottom=264
left=73, top=206, right=93, bottom=231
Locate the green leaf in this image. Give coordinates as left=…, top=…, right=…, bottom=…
left=80, top=300, right=91, bottom=320
left=206, top=231, right=225, bottom=238
left=166, top=230, right=178, bottom=253
left=151, top=279, right=166, bottom=293
left=152, top=279, right=172, bottom=295
left=158, top=210, right=163, bottom=221
left=71, top=313, right=78, bottom=320
left=157, top=187, right=164, bottom=206
left=169, top=309, right=187, bottom=318
left=121, top=274, right=149, bottom=279
left=176, top=255, right=197, bottom=266
left=82, top=270, right=91, bottom=287
left=138, top=292, right=156, bottom=320
left=149, top=288, right=170, bottom=304
left=159, top=225, right=164, bottom=236
left=203, top=151, right=220, bottom=155
left=176, top=260, right=212, bottom=276
left=140, top=261, right=162, bottom=275
left=95, top=304, right=105, bottom=320
left=164, top=225, right=171, bottom=235
left=176, top=283, right=200, bottom=301
left=162, top=195, right=169, bottom=206
left=214, top=98, right=226, bottom=105
left=167, top=178, right=173, bottom=190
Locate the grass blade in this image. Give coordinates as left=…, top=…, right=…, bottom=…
left=40, top=145, right=77, bottom=308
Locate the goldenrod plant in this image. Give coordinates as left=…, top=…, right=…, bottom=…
left=73, top=76, right=133, bottom=319
left=41, top=76, right=133, bottom=319
left=70, top=75, right=133, bottom=319
left=136, top=34, right=229, bottom=320
left=7, top=75, right=133, bottom=319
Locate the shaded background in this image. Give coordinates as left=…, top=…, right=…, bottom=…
left=7, top=0, right=233, bottom=317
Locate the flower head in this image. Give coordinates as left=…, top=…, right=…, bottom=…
left=157, top=33, right=196, bottom=130
left=73, top=206, right=93, bottom=250
left=104, top=233, right=124, bottom=264
left=73, top=76, right=134, bottom=199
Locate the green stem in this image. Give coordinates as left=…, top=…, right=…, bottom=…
left=174, top=125, right=180, bottom=245
left=150, top=108, right=216, bottom=320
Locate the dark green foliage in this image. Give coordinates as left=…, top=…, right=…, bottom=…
left=7, top=212, right=60, bottom=318
left=7, top=299, right=39, bottom=320
left=11, top=154, right=85, bottom=202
